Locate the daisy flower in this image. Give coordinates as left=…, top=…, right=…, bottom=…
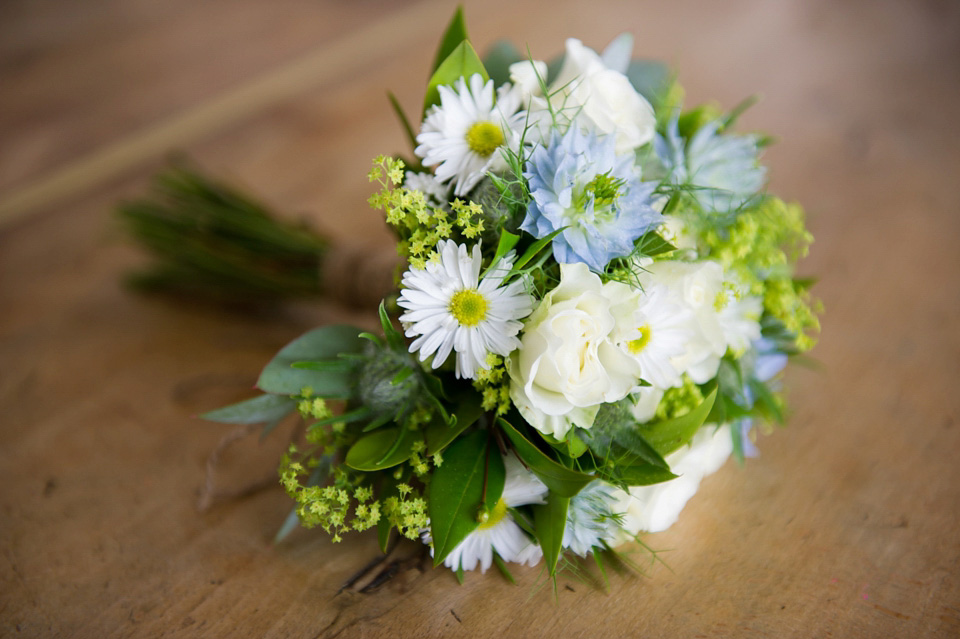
left=606, top=281, right=694, bottom=389
left=415, top=73, right=525, bottom=197
left=431, top=453, right=547, bottom=573
left=397, top=240, right=533, bottom=380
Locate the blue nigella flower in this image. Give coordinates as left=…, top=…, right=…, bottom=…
left=656, top=118, right=766, bottom=213
left=521, top=128, right=660, bottom=272
left=736, top=337, right=788, bottom=457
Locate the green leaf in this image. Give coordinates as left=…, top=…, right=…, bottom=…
left=201, top=393, right=296, bottom=425
left=624, top=59, right=671, bottom=108
left=498, top=418, right=593, bottom=497
left=291, top=359, right=357, bottom=373
left=387, top=91, right=418, bottom=155
left=424, top=391, right=484, bottom=454
left=533, top=493, right=569, bottom=576
left=257, top=325, right=364, bottom=396
left=423, top=41, right=488, bottom=116
left=483, top=40, right=523, bottom=87
left=430, top=6, right=469, bottom=76
left=344, top=426, right=417, bottom=471
left=636, top=232, right=676, bottom=257
left=581, top=400, right=669, bottom=469
left=611, top=464, right=677, bottom=486
left=482, top=230, right=520, bottom=278
left=273, top=508, right=301, bottom=544
left=513, top=228, right=564, bottom=271
left=638, top=384, right=718, bottom=456
left=492, top=552, right=517, bottom=585
left=429, top=431, right=505, bottom=566
left=378, top=301, right=406, bottom=351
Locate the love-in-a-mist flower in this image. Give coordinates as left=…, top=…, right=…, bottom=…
left=656, top=117, right=766, bottom=213
left=522, top=128, right=660, bottom=272
left=397, top=240, right=533, bottom=380
left=562, top=480, right=624, bottom=556
left=428, top=454, right=547, bottom=573
left=415, top=74, right=525, bottom=197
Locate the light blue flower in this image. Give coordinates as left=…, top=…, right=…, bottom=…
left=562, top=480, right=623, bottom=556
left=736, top=337, right=788, bottom=457
left=522, top=128, right=660, bottom=272
left=656, top=118, right=766, bottom=213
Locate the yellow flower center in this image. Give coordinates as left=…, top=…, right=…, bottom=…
left=465, top=121, right=505, bottom=157
left=477, top=498, right=508, bottom=530
left=627, top=325, right=653, bottom=354
left=449, top=289, right=489, bottom=327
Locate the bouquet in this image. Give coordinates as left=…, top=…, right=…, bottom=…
left=197, top=8, right=821, bottom=584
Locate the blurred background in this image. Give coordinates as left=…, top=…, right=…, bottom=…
left=2, top=0, right=959, bottom=637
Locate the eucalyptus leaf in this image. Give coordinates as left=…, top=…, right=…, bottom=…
left=533, top=493, right=569, bottom=576
left=429, top=431, right=505, bottom=566
left=624, top=59, right=671, bottom=108
left=257, top=325, right=364, bottom=396
left=498, top=418, right=593, bottom=497
left=637, top=385, right=718, bottom=456
left=483, top=40, right=523, bottom=87
left=423, top=41, right=488, bottom=116
left=201, top=393, right=297, bottom=425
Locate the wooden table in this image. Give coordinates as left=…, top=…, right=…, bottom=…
left=2, top=0, right=959, bottom=636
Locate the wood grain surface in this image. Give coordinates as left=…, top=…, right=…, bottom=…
left=2, top=0, right=959, bottom=637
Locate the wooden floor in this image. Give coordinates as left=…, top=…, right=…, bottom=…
left=2, top=0, right=960, bottom=636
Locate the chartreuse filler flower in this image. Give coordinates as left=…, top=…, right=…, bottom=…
left=202, top=7, right=820, bottom=585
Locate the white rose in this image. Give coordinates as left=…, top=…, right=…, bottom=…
left=552, top=39, right=656, bottom=154
left=614, top=423, right=734, bottom=537
left=509, top=263, right=636, bottom=440
left=509, top=39, right=656, bottom=155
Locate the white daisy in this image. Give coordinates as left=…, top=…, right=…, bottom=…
left=432, top=453, right=547, bottom=573
left=415, top=73, right=525, bottom=196
left=397, top=240, right=533, bottom=380
left=605, top=281, right=694, bottom=390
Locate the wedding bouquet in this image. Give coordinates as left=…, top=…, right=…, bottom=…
left=200, top=8, right=820, bottom=583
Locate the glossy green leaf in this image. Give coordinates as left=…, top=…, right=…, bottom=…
left=257, top=325, right=364, bottom=396
left=429, top=431, right=505, bottom=566
left=344, top=426, right=417, bottom=471
left=533, top=493, right=569, bottom=576
left=201, top=393, right=296, bottom=425
left=610, top=463, right=677, bottom=487
left=498, top=418, right=593, bottom=497
left=424, top=392, right=484, bottom=454
left=513, top=228, right=564, bottom=271
left=638, top=385, right=718, bottom=456
left=423, top=41, right=488, bottom=116
left=482, top=230, right=520, bottom=278
left=430, top=6, right=469, bottom=75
